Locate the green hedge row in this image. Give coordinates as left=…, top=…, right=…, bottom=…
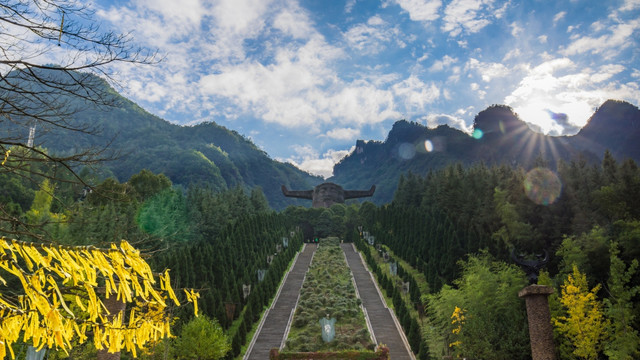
left=270, top=346, right=389, bottom=359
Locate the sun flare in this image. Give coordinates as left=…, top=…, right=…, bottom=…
left=513, top=99, right=594, bottom=136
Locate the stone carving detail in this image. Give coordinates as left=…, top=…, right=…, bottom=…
left=281, top=182, right=375, bottom=208
left=511, top=249, right=549, bottom=284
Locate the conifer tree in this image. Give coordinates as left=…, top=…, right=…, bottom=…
left=604, top=242, right=640, bottom=360
left=173, top=316, right=230, bottom=360
left=408, top=318, right=422, bottom=354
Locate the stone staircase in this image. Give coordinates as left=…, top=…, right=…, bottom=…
left=245, top=242, right=414, bottom=359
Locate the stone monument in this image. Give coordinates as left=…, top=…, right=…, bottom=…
left=281, top=182, right=375, bottom=208
left=513, top=249, right=556, bottom=360
left=518, top=285, right=556, bottom=360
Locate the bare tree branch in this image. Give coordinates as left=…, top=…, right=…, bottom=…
left=0, top=0, right=159, bottom=239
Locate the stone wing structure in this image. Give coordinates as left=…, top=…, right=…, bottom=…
left=281, top=182, right=375, bottom=208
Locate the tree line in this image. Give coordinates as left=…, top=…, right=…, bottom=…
left=0, top=153, right=302, bottom=359
left=356, top=152, right=639, bottom=359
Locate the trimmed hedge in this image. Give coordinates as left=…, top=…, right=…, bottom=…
left=285, top=238, right=373, bottom=352
left=270, top=346, right=389, bottom=360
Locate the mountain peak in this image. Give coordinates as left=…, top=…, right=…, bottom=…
left=578, top=100, right=640, bottom=137
left=386, top=120, right=425, bottom=144
left=472, top=104, right=528, bottom=137
left=574, top=99, right=640, bottom=160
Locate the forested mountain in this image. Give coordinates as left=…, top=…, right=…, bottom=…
left=6, top=70, right=321, bottom=210
left=330, top=100, right=640, bottom=203
left=8, top=69, right=639, bottom=209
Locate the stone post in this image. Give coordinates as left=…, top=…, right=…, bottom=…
left=518, top=285, right=556, bottom=360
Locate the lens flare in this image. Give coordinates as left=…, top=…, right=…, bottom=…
left=398, top=142, right=416, bottom=160
left=472, top=129, right=483, bottom=139
left=524, top=168, right=562, bottom=205
left=424, top=140, right=433, bottom=152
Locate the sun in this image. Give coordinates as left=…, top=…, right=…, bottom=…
left=514, top=100, right=558, bottom=134
left=513, top=99, right=593, bottom=136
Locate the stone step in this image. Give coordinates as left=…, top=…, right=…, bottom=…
left=341, top=243, right=414, bottom=360
left=244, top=243, right=317, bottom=360
left=246, top=242, right=414, bottom=360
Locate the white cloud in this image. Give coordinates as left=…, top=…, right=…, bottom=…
left=442, top=0, right=498, bottom=37
left=392, top=75, right=440, bottom=113
left=324, top=127, right=361, bottom=140
left=505, top=58, right=575, bottom=101
left=325, top=84, right=400, bottom=126
left=456, top=106, right=475, bottom=116
left=393, top=0, right=442, bottom=22
left=344, top=21, right=395, bottom=54
left=423, top=113, right=472, bottom=133
left=87, top=0, right=639, bottom=170
left=368, top=15, right=386, bottom=26
left=562, top=20, right=640, bottom=57
left=504, top=58, right=640, bottom=135
left=590, top=21, right=605, bottom=32
left=286, top=145, right=354, bottom=178
left=345, top=0, right=357, bottom=13
left=620, top=0, right=640, bottom=11
left=510, top=22, right=522, bottom=37
left=138, top=0, right=205, bottom=25
left=590, top=64, right=625, bottom=83
left=429, top=55, right=458, bottom=72
left=465, top=58, right=511, bottom=82
left=211, top=0, right=272, bottom=36
left=273, top=6, right=315, bottom=39
left=553, top=11, right=566, bottom=25
left=198, top=35, right=344, bottom=127
left=503, top=48, right=521, bottom=61
left=494, top=1, right=508, bottom=19
left=447, top=66, right=462, bottom=83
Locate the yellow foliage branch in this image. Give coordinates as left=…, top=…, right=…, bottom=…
left=0, top=238, right=197, bottom=359
left=449, top=306, right=466, bottom=348
left=1, top=149, right=9, bottom=166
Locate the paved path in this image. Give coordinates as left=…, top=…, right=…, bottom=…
left=245, top=243, right=317, bottom=360
left=342, top=243, right=414, bottom=360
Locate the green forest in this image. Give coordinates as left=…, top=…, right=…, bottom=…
left=354, top=152, right=640, bottom=359
left=2, top=141, right=639, bottom=359
left=1, top=3, right=639, bottom=358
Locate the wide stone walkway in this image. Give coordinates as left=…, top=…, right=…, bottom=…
left=245, top=243, right=317, bottom=360
left=341, top=243, right=415, bottom=360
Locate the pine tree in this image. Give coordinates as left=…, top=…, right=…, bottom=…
left=604, top=242, right=640, bottom=360
left=418, top=338, right=431, bottom=360
left=408, top=317, right=422, bottom=354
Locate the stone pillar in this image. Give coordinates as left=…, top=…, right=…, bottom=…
left=518, top=285, right=556, bottom=360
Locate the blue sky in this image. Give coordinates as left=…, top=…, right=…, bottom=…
left=91, top=0, right=640, bottom=177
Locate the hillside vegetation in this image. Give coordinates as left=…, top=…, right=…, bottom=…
left=5, top=70, right=320, bottom=210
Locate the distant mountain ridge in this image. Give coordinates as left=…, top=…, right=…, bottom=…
left=13, top=72, right=321, bottom=210
left=329, top=100, right=640, bottom=204
left=13, top=69, right=638, bottom=208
